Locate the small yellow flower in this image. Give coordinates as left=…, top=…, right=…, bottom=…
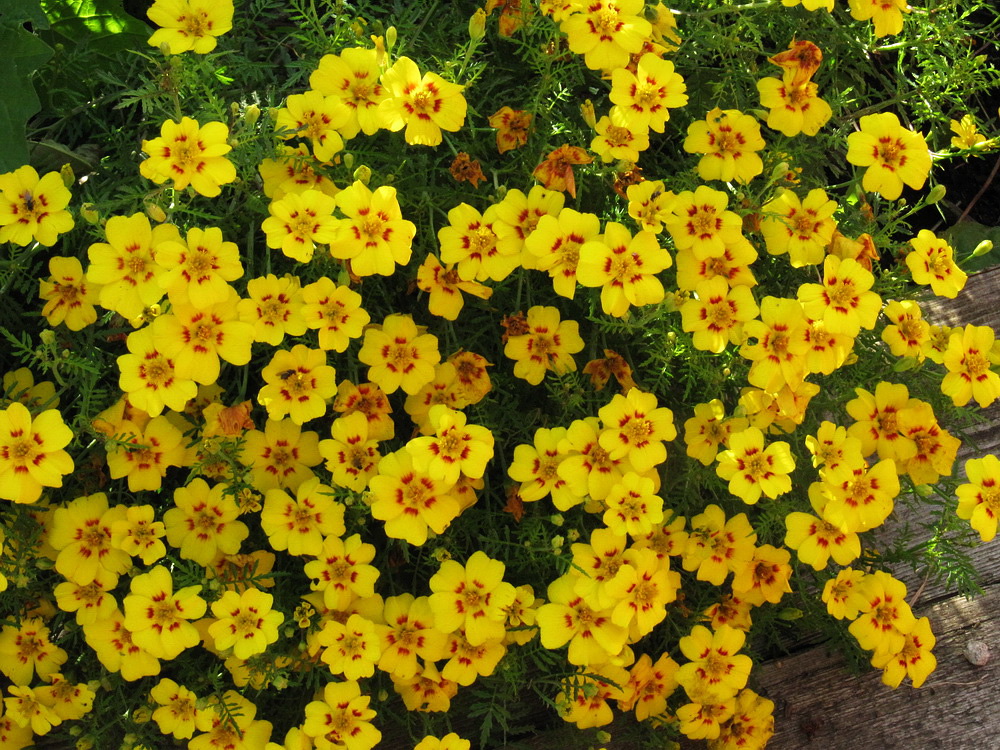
left=503, top=306, right=584, bottom=385
left=258, top=345, right=338, bottom=424
left=0, top=165, right=74, bottom=247
left=378, top=57, right=467, bottom=147
left=122, top=565, right=206, bottom=660
left=358, top=314, right=440, bottom=395
left=140, top=117, right=236, bottom=197
left=683, top=108, right=766, bottom=184
left=147, top=0, right=233, bottom=54
left=950, top=114, right=989, bottom=150
left=846, top=112, right=931, bottom=200
left=208, top=588, right=284, bottom=659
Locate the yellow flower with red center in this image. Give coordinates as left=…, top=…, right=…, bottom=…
left=238, top=274, right=307, bottom=345
left=110, top=504, right=166, bottom=565
left=258, top=344, right=337, bottom=424
left=491, top=186, right=564, bottom=263
left=524, top=207, right=601, bottom=298
left=335, top=379, right=395, bottom=442
left=258, top=144, right=339, bottom=200
left=665, top=185, right=745, bottom=260
left=557, top=416, right=635, bottom=502
left=716, top=427, right=796, bottom=504
left=732, top=544, right=793, bottom=606
left=378, top=56, right=467, bottom=147
left=798, top=255, right=882, bottom=337
left=870, top=615, right=936, bottom=688
left=508, top=425, right=577, bottom=508
left=86, top=213, right=174, bottom=320
left=740, top=296, right=810, bottom=393
left=822, top=567, right=868, bottom=620
left=676, top=236, right=759, bottom=291
left=606, top=547, right=680, bottom=638
left=406, top=404, right=494, bottom=484
left=956, top=455, right=1000, bottom=541
left=846, top=112, right=931, bottom=200
left=0, top=618, right=67, bottom=686
left=881, top=299, right=930, bottom=359
left=239, top=417, right=321, bottom=492
left=310, top=47, right=388, bottom=138
left=275, top=90, right=349, bottom=162
left=39, top=256, right=102, bottom=331
left=597, top=387, right=676, bottom=474
left=848, top=0, right=910, bottom=37
left=684, top=108, right=766, bottom=184
left=116, top=327, right=196, bottom=418
left=941, top=324, right=1000, bottom=408
left=714, top=689, right=776, bottom=749
left=416, top=254, right=493, bottom=321
left=155, top=226, right=244, bottom=308
left=54, top=572, right=118, bottom=625
left=122, top=565, right=206, bottom=660
left=602, top=472, right=663, bottom=537
left=504, top=305, right=584, bottom=385
left=303, top=680, right=381, bottom=749
left=164, top=478, right=249, bottom=565
left=303, top=534, right=379, bottom=610
left=577, top=222, right=671, bottom=317
left=557, top=664, right=630, bottom=729
left=369, top=448, right=461, bottom=545
left=105, top=415, right=186, bottom=491
left=849, top=571, right=916, bottom=655
left=318, top=613, right=382, bottom=680
left=532, top=145, right=593, bottom=198
left=49, top=492, right=130, bottom=585
left=757, top=76, right=832, bottom=137
left=36, top=674, right=95, bottom=723
left=375, top=594, right=448, bottom=678
left=680, top=276, right=759, bottom=353
left=677, top=696, right=736, bottom=741
left=3, top=685, right=63, bottom=735
left=784, top=492, right=861, bottom=571
left=536, top=573, right=626, bottom=666
left=140, top=117, right=235, bottom=197
left=806, top=420, right=864, bottom=472
left=845, top=381, right=918, bottom=463
left=676, top=624, right=753, bottom=702
left=150, top=678, right=199, bottom=740
left=0, top=165, right=74, bottom=247
left=897, top=402, right=959, bottom=486
left=147, top=0, right=232, bottom=53
left=681, top=504, right=757, bottom=586
left=626, top=180, right=676, bottom=234
left=261, top=477, right=345, bottom=556
left=208, top=588, right=283, bottom=659
left=262, top=189, right=339, bottom=263
left=0, top=402, right=74, bottom=504
left=812, top=454, right=899, bottom=533
left=590, top=110, right=650, bottom=163
left=487, top=106, right=533, bottom=154
left=683, top=400, right=746, bottom=467
left=331, top=180, right=416, bottom=277
left=759, top=188, right=837, bottom=267
left=905, top=229, right=967, bottom=299
left=301, top=277, right=370, bottom=350
left=619, top=652, right=680, bottom=721
left=428, top=551, right=516, bottom=646
left=560, top=0, right=652, bottom=72
left=610, top=53, right=688, bottom=133
left=191, top=691, right=272, bottom=749
left=438, top=202, right=516, bottom=283
left=81, top=608, right=160, bottom=681
left=359, top=313, right=440, bottom=396
left=316, top=411, right=380, bottom=491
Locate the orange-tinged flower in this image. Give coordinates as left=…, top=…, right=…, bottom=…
left=503, top=305, right=584, bottom=385
left=238, top=274, right=307, bottom=345
left=275, top=90, right=349, bottom=162
left=583, top=349, right=637, bottom=393
left=684, top=108, right=766, bottom=184
left=140, top=117, right=236, bottom=197
left=619, top=652, right=680, bottom=721
left=905, top=229, right=967, bottom=299
left=956, top=455, right=1000, bottom=542
left=532, top=145, right=592, bottom=198
left=147, top=0, right=233, bottom=54
left=258, top=345, right=337, bottom=424
left=359, top=313, right=440, bottom=395
left=560, top=0, right=652, bottom=72
left=678, top=696, right=736, bottom=741
left=369, top=448, right=460, bottom=546
left=0, top=402, right=74, bottom=504
left=331, top=180, right=416, bottom=277
left=798, top=255, right=881, bottom=337
left=208, top=588, right=283, bottom=659
left=261, top=477, right=345, bottom=556
left=310, top=47, right=388, bottom=138
left=676, top=625, right=753, bottom=702
left=577, top=222, right=671, bottom=317
left=941, top=324, right=1000, bottom=408
left=448, top=152, right=486, bottom=189
left=378, top=56, right=467, bottom=147
left=163, top=478, right=248, bottom=565
left=768, top=39, right=824, bottom=85
left=0, top=165, right=73, bottom=247
left=488, top=106, right=533, bottom=153
left=123, top=565, right=206, bottom=660
left=680, top=276, right=759, bottom=353
left=846, top=112, right=931, bottom=200
left=334, top=379, right=395, bottom=442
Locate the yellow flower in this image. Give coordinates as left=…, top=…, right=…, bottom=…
left=369, top=448, right=460, bottom=545
left=848, top=0, right=910, bottom=37
left=258, top=144, right=339, bottom=200
left=359, top=313, right=440, bottom=395
left=416, top=254, right=493, bottom=321
left=680, top=276, right=759, bottom=353
left=716, top=427, right=795, bottom=504
left=609, top=53, right=688, bottom=133
left=262, top=189, right=339, bottom=263
left=897, top=402, right=959, bottom=486
left=258, top=345, right=337, bottom=424
left=941, top=324, right=1000, bottom=408
left=82, top=608, right=161, bottom=681
left=275, top=90, right=349, bottom=162
left=759, top=188, right=837, bottom=267
left=681, top=504, right=757, bottom=586
left=429, top=551, right=516, bottom=646
left=503, top=305, right=584, bottom=385
left=731, top=544, right=792, bottom=606
left=3, top=685, right=63, bottom=735
left=784, top=506, right=861, bottom=571
left=116, top=326, right=196, bottom=417
left=150, top=678, right=199, bottom=740
left=303, top=680, right=381, bottom=749
left=845, top=382, right=918, bottom=463
left=310, top=47, right=389, bottom=138
left=38, top=256, right=100, bottom=331
left=377, top=56, right=467, bottom=147
left=756, top=77, right=832, bottom=137
left=318, top=411, right=381, bottom=491
left=683, top=108, right=766, bottom=184
left=684, top=400, right=746, bottom=467
left=0, top=618, right=67, bottom=686
left=713, top=689, right=775, bottom=749
left=123, top=565, right=206, bottom=660
left=950, top=114, right=988, bottom=150
left=508, top=425, right=575, bottom=507
left=871, top=616, right=936, bottom=688
left=36, top=674, right=95, bottom=722
left=110, top=504, right=167, bottom=565
left=881, top=299, right=930, bottom=359
left=524, top=207, right=601, bottom=298
left=303, top=534, right=379, bottom=611
left=739, top=296, right=810, bottom=392
left=147, top=0, right=233, bottom=54
left=317, top=613, right=381, bottom=680
left=797, top=255, right=881, bottom=337
left=676, top=625, right=752, bottom=702
left=437, top=202, right=515, bottom=283
left=676, top=236, right=758, bottom=292
left=848, top=571, right=915, bottom=655
left=590, top=110, right=650, bottom=163
left=905, top=229, right=967, bottom=299
left=536, top=573, right=626, bottom=666
left=664, top=185, right=745, bottom=260
left=331, top=180, right=416, bottom=278
left=261, top=477, right=344, bottom=556
left=620, top=652, right=680, bottom=721
left=0, top=165, right=74, bottom=246
left=155, top=226, right=244, bottom=308
left=956, top=455, right=1000, bottom=542
left=140, top=117, right=236, bottom=197
left=822, top=567, right=868, bottom=620
left=846, top=112, right=931, bottom=200
left=238, top=274, right=307, bottom=345
left=334, top=379, right=395, bottom=441
left=0, top=402, right=74, bottom=504
left=191, top=691, right=272, bottom=750
left=560, top=0, right=652, bottom=72
left=813, top=455, right=899, bottom=533
left=164, top=478, right=248, bottom=565
left=208, top=588, right=283, bottom=659
left=49, top=492, right=130, bottom=584
left=375, top=594, right=448, bottom=678
left=414, top=733, right=471, bottom=750
left=577, top=222, right=671, bottom=317
left=239, top=417, right=321, bottom=493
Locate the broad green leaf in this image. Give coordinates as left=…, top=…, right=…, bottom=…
left=0, top=25, right=52, bottom=172
left=40, top=0, right=149, bottom=52
left=0, top=0, right=48, bottom=29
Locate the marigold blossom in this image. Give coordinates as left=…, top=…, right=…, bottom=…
left=147, top=0, right=233, bottom=53
left=140, top=117, right=236, bottom=197
left=258, top=345, right=337, bottom=424
left=208, top=588, right=283, bottom=659
left=716, top=427, right=796, bottom=504
left=560, top=0, right=652, bottom=72
left=122, top=565, right=206, bottom=660
left=378, top=56, right=467, bottom=147
left=905, top=229, right=967, bottom=299
left=331, top=180, right=416, bottom=277
left=163, top=478, right=249, bottom=565
left=684, top=108, right=766, bottom=184
left=238, top=274, right=307, bottom=345
left=941, top=324, right=1000, bottom=408
left=956, top=455, right=1000, bottom=542
left=0, top=165, right=74, bottom=247
left=261, top=477, right=345, bottom=556
left=262, top=189, right=339, bottom=263
left=275, top=90, right=348, bottom=162
left=846, top=112, right=931, bottom=200
left=0, top=619, right=67, bottom=686
left=310, top=47, right=388, bottom=138
left=0, top=402, right=75, bottom=504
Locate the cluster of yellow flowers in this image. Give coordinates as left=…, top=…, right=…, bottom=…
left=2, top=0, right=1000, bottom=748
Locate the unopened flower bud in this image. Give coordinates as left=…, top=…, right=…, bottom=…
left=353, top=165, right=372, bottom=185
left=132, top=707, right=151, bottom=724
left=145, top=202, right=167, bottom=223
left=549, top=514, right=564, bottom=527
left=973, top=239, right=994, bottom=257
left=60, top=163, right=75, bottom=187
left=80, top=203, right=99, bottom=224
left=39, top=330, right=56, bottom=346
left=596, top=731, right=612, bottom=744
left=342, top=152, right=354, bottom=171
left=244, top=104, right=260, bottom=126
left=580, top=99, right=596, bottom=129
left=551, top=535, right=564, bottom=550
left=771, top=161, right=790, bottom=180
left=385, top=26, right=397, bottom=51
left=469, top=8, right=487, bottom=41
left=925, top=184, right=946, bottom=204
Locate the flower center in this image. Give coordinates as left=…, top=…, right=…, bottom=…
left=183, top=12, right=210, bottom=37
left=827, top=281, right=856, bottom=307
left=965, top=351, right=989, bottom=376
left=172, top=142, right=198, bottom=169
left=10, top=439, right=34, bottom=461
left=261, top=299, right=286, bottom=323
left=877, top=137, right=903, bottom=165
left=605, top=125, right=631, bottom=145
left=361, top=215, right=385, bottom=240
left=153, top=601, right=178, bottom=624
left=412, top=88, right=435, bottom=113
left=188, top=249, right=213, bottom=275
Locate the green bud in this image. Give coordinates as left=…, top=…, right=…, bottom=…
left=550, top=513, right=564, bottom=527
left=60, top=163, right=75, bottom=187
left=777, top=608, right=803, bottom=621
left=469, top=8, right=487, bottom=41
left=892, top=356, right=920, bottom=372
left=596, top=732, right=612, bottom=744
left=385, top=25, right=397, bottom=50
left=973, top=239, right=994, bottom=257
left=925, top=184, right=946, bottom=204
left=342, top=152, right=354, bottom=171
left=244, top=104, right=260, bottom=126
left=353, top=165, right=372, bottom=185
left=39, top=329, right=56, bottom=346
left=80, top=203, right=100, bottom=224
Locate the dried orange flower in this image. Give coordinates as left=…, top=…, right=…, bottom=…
left=449, top=153, right=487, bottom=189
left=488, top=107, right=533, bottom=154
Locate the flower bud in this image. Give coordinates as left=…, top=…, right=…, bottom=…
left=80, top=203, right=100, bottom=224
left=353, top=165, right=372, bottom=185
left=244, top=104, right=260, bottom=126
left=580, top=99, right=596, bottom=129
left=973, top=239, right=994, bottom=257
left=596, top=731, right=613, bottom=744
left=469, top=8, right=487, bottom=41
left=342, top=152, right=354, bottom=171
left=132, top=706, right=152, bottom=724
left=551, top=535, right=564, bottom=550
left=39, top=329, right=56, bottom=346
left=925, top=183, right=946, bottom=204
left=385, top=25, right=397, bottom=51
left=549, top=513, right=564, bottom=527
left=145, top=202, right=167, bottom=224
left=60, top=163, right=75, bottom=187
